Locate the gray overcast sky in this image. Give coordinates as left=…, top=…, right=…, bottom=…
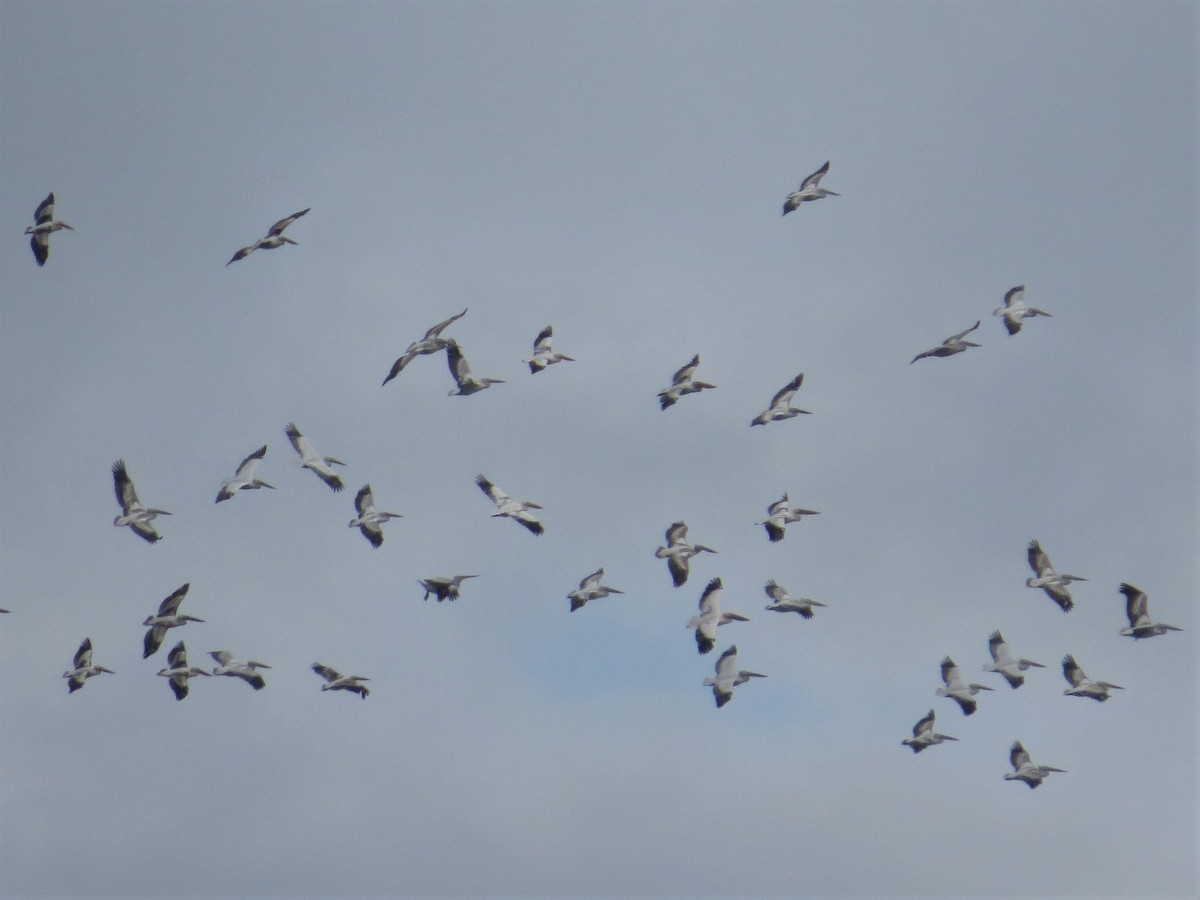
left=1, top=1, right=1196, bottom=897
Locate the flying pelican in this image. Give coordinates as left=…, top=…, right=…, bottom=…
left=284, top=423, right=345, bottom=492
left=758, top=493, right=819, bottom=543
left=782, top=161, right=839, bottom=215
left=567, top=568, right=623, bottom=612
left=750, top=373, right=811, bottom=426
left=763, top=579, right=827, bottom=618
left=993, top=285, right=1052, bottom=335
left=686, top=577, right=749, bottom=654
left=476, top=474, right=544, bottom=535
left=1004, top=741, right=1066, bottom=789
left=704, top=645, right=766, bottom=708
left=112, top=460, right=171, bottom=544
left=209, top=651, right=270, bottom=690
left=63, top=638, right=114, bottom=693
left=523, top=325, right=575, bottom=374
left=1118, top=583, right=1182, bottom=639
left=445, top=340, right=505, bottom=395
left=312, top=663, right=370, bottom=699
left=142, top=583, right=204, bottom=658
left=26, top=192, right=73, bottom=266
left=910, top=321, right=981, bottom=363
left=1061, top=654, right=1122, bottom=702
left=1025, top=539, right=1086, bottom=612
left=226, top=208, right=309, bottom=265
left=936, top=656, right=994, bottom=715
left=348, top=484, right=402, bottom=548
left=381, top=308, right=467, bottom=386
left=156, top=641, right=210, bottom=701
left=419, top=575, right=477, bottom=602
left=658, top=354, right=716, bottom=410
left=215, top=445, right=275, bottom=503
left=901, top=709, right=958, bottom=753
left=654, top=521, right=717, bottom=587
left=982, top=630, right=1045, bottom=688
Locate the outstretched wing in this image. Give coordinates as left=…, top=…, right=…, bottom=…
left=425, top=308, right=468, bottom=340
left=1027, top=540, right=1052, bottom=576
left=112, top=460, right=140, bottom=513
left=157, top=583, right=191, bottom=617
left=1009, top=740, right=1030, bottom=771
left=799, top=161, right=831, bottom=191
left=769, top=373, right=804, bottom=407
left=312, top=663, right=342, bottom=683
left=671, top=354, right=700, bottom=385
left=73, top=637, right=93, bottom=669
left=1119, top=582, right=1148, bottom=627
left=267, top=208, right=310, bottom=237
left=946, top=320, right=981, bottom=343
left=234, top=445, right=268, bottom=479
left=475, top=474, right=508, bottom=507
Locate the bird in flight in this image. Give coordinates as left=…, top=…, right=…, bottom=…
left=382, top=308, right=467, bottom=386
left=782, top=161, right=840, bottom=215
left=657, top=354, right=716, bottom=410
left=910, top=321, right=981, bottom=363
left=112, top=460, right=171, bottom=544
left=993, top=285, right=1052, bottom=335
left=26, top=192, right=73, bottom=266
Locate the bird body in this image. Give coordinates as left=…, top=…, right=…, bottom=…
left=419, top=575, right=477, bottom=602
left=704, top=645, right=766, bottom=707
left=567, top=568, right=623, bottom=612
left=1118, top=583, right=1181, bottom=639
left=982, top=630, right=1045, bottom=688
left=763, top=579, right=826, bottom=618
left=523, top=325, right=575, bottom=373
left=910, top=321, right=981, bottom=363
left=1061, top=654, right=1123, bottom=701
left=312, top=663, right=370, bottom=699
left=782, top=161, right=839, bottom=214
left=936, top=656, right=993, bottom=715
left=142, top=583, right=204, bottom=658
left=686, top=578, right=748, bottom=654
left=993, top=285, right=1052, bottom=335
left=285, top=423, right=345, bottom=492
left=209, top=651, right=270, bottom=690
left=476, top=474, right=544, bottom=535
left=758, top=493, right=819, bottom=543
left=216, top=445, right=275, bottom=503
left=658, top=354, right=715, bottom=410
left=1025, top=540, right=1085, bottom=612
left=26, top=192, right=73, bottom=266
left=63, top=637, right=113, bottom=693
left=349, top=484, right=402, bottom=548
left=901, top=709, right=958, bottom=753
left=156, top=641, right=210, bottom=700
left=1004, top=741, right=1066, bottom=788
left=750, top=373, right=810, bottom=426
left=226, top=208, right=309, bottom=265
left=382, top=309, right=467, bottom=385
left=654, top=521, right=716, bottom=587
left=112, top=460, right=171, bottom=543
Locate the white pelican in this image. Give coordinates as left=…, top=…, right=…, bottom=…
left=349, top=484, right=402, bottom=548
left=26, top=192, right=73, bottom=266
left=112, top=460, right=171, bottom=544
left=157, top=641, right=210, bottom=701
left=226, top=208, right=309, bottom=265
left=654, top=521, right=717, bottom=587
left=445, top=340, right=505, bottom=395
left=658, top=354, right=716, bottom=410
left=750, top=373, right=811, bottom=426
left=419, top=575, right=477, bottom=602
left=1061, top=654, right=1122, bottom=702
left=1004, top=741, right=1066, bottom=789
left=1119, top=583, right=1182, bottom=639
left=312, top=663, right=370, bottom=699
left=142, top=583, right=204, bottom=658
left=476, top=474, right=544, bottom=535
left=209, top=651, right=270, bottom=690
left=993, top=285, right=1052, bottom=335
left=901, top=709, right=958, bottom=753
left=567, top=568, right=623, bottom=612
left=63, top=638, right=113, bottom=693
left=982, top=630, right=1044, bottom=688
left=782, top=161, right=839, bottom=215
left=215, top=445, right=275, bottom=503
left=936, top=656, right=993, bottom=716
left=1025, top=539, right=1085, bottom=612
left=910, top=320, right=981, bottom=363
left=758, top=493, right=819, bottom=543
left=285, top=423, right=345, bottom=492
left=704, top=645, right=766, bottom=708
left=763, top=579, right=826, bottom=618
left=381, top=308, right=467, bottom=386
left=523, top=325, right=575, bottom=374
left=686, top=577, right=748, bottom=655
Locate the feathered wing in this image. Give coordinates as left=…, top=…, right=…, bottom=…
left=769, top=373, right=804, bottom=407
left=799, top=161, right=831, bottom=191
left=1027, top=540, right=1053, bottom=576
left=267, top=207, right=310, bottom=237
left=1119, top=582, right=1149, bottom=628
